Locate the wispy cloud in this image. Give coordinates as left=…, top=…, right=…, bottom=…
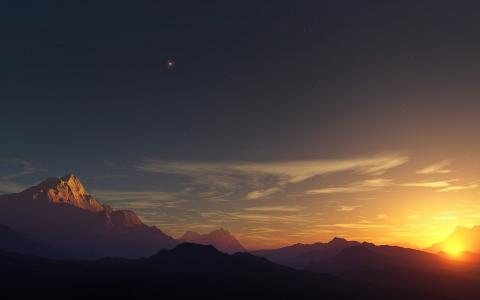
left=306, top=178, right=393, bottom=195
left=438, top=184, right=478, bottom=192
left=316, top=223, right=387, bottom=229
left=417, top=160, right=452, bottom=175
left=0, top=180, right=25, bottom=194
left=227, top=212, right=310, bottom=223
left=0, top=159, right=44, bottom=194
left=0, top=158, right=42, bottom=180
left=400, top=180, right=478, bottom=192
left=92, top=190, right=184, bottom=210
left=137, top=153, right=408, bottom=200
left=306, top=177, right=477, bottom=195
left=93, top=190, right=174, bottom=202
left=336, top=205, right=361, bottom=212
left=245, top=187, right=281, bottom=200
left=198, top=211, right=313, bottom=224
left=400, top=180, right=453, bottom=188
left=244, top=205, right=306, bottom=212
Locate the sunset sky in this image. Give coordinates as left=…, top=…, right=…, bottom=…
left=2, top=1, right=480, bottom=249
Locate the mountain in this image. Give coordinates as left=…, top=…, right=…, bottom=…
left=18, top=174, right=106, bottom=212
left=316, top=244, right=480, bottom=300
left=0, top=174, right=177, bottom=259
left=252, top=237, right=361, bottom=269
left=0, top=243, right=448, bottom=300
left=254, top=238, right=480, bottom=300
left=253, top=237, right=464, bottom=272
left=142, top=243, right=275, bottom=272
left=0, top=224, right=60, bottom=258
left=179, top=228, right=246, bottom=253
left=309, top=243, right=450, bottom=273
left=428, top=226, right=480, bottom=254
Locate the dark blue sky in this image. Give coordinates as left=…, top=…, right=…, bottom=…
left=2, top=1, right=479, bottom=163
left=2, top=1, right=480, bottom=247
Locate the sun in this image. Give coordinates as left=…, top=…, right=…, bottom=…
left=444, top=242, right=464, bottom=257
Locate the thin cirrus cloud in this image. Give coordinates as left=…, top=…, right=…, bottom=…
left=245, top=187, right=282, bottom=200
left=306, top=179, right=478, bottom=195
left=400, top=180, right=454, bottom=188
left=243, top=205, right=306, bottom=212
left=92, top=190, right=174, bottom=202
left=305, top=178, right=394, bottom=195
left=0, top=159, right=45, bottom=194
left=0, top=179, right=25, bottom=194
left=91, top=190, right=185, bottom=210
left=336, top=205, right=361, bottom=212
left=437, top=184, right=478, bottom=192
left=0, top=158, right=42, bottom=180
left=416, top=160, right=452, bottom=175
left=400, top=180, right=478, bottom=192
left=316, top=223, right=388, bottom=229
left=199, top=211, right=312, bottom=224
left=136, top=153, right=409, bottom=201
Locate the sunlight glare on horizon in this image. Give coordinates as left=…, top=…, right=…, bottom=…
left=444, top=241, right=464, bottom=258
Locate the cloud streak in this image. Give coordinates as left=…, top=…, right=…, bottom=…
left=244, top=205, right=306, bottom=212
left=92, top=190, right=185, bottom=210
left=0, top=159, right=44, bottom=194
left=137, top=153, right=409, bottom=200
left=307, top=178, right=478, bottom=195
left=400, top=180, right=478, bottom=192
left=337, top=205, right=361, bottom=212
left=0, top=180, right=25, bottom=194
left=417, top=160, right=452, bottom=175
left=306, top=178, right=393, bottom=195
left=438, top=184, right=478, bottom=192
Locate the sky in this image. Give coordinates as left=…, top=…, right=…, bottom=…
left=2, top=1, right=480, bottom=249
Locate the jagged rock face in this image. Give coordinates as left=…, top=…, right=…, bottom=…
left=179, top=228, right=246, bottom=254
left=19, top=174, right=105, bottom=213
left=0, top=174, right=177, bottom=259
left=111, top=210, right=144, bottom=227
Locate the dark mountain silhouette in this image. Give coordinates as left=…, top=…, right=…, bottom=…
left=309, top=243, right=452, bottom=273
left=252, top=237, right=361, bottom=269
left=179, top=228, right=246, bottom=253
left=254, top=237, right=466, bottom=272
left=254, top=238, right=480, bottom=300
left=428, top=226, right=480, bottom=254
left=0, top=243, right=450, bottom=300
left=0, top=224, right=61, bottom=258
left=321, top=244, right=480, bottom=300
left=141, top=243, right=279, bottom=272
left=0, top=174, right=177, bottom=259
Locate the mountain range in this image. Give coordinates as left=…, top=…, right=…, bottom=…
left=2, top=174, right=480, bottom=299
left=0, top=174, right=248, bottom=258
left=0, top=242, right=451, bottom=300
left=252, top=237, right=480, bottom=300
left=179, top=228, right=246, bottom=253
left=4, top=174, right=479, bottom=261
left=253, top=237, right=454, bottom=271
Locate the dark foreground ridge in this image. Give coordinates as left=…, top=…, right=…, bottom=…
left=0, top=243, right=448, bottom=300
